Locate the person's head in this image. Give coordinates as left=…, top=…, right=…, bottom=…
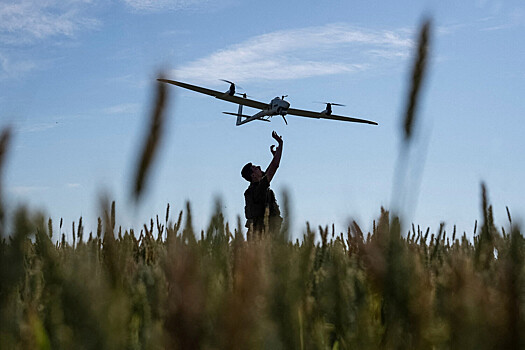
left=241, top=162, right=263, bottom=183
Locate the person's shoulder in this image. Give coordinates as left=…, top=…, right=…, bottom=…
left=261, top=174, right=270, bottom=185
left=245, top=183, right=255, bottom=194
left=246, top=176, right=269, bottom=191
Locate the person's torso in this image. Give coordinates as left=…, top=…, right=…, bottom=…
left=244, top=178, right=280, bottom=220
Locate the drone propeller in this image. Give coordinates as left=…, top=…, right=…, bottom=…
left=314, top=102, right=345, bottom=116
left=220, top=79, right=243, bottom=96
left=314, top=101, right=346, bottom=107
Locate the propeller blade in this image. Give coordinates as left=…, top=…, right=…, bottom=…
left=314, top=101, right=346, bottom=107
left=220, top=79, right=243, bottom=90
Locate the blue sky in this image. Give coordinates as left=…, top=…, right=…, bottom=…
left=1, top=0, right=524, bottom=240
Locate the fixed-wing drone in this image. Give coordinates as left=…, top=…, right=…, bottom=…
left=157, top=79, right=378, bottom=126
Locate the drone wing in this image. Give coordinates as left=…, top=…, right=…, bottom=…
left=157, top=79, right=268, bottom=110
left=287, top=107, right=378, bottom=125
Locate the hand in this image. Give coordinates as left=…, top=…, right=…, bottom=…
left=272, top=131, right=283, bottom=145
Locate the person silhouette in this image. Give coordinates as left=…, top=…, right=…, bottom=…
left=241, top=131, right=283, bottom=239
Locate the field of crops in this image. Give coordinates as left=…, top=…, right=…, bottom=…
left=0, top=193, right=523, bottom=349
left=1, top=21, right=524, bottom=349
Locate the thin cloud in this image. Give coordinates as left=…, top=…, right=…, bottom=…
left=0, top=53, right=37, bottom=79
left=103, top=103, right=140, bottom=115
left=66, top=183, right=82, bottom=188
left=121, top=0, right=207, bottom=12
left=480, top=24, right=511, bottom=31
left=20, top=122, right=59, bottom=133
left=173, top=24, right=414, bottom=84
left=0, top=0, right=99, bottom=44
left=436, top=23, right=469, bottom=36
left=479, top=8, right=525, bottom=31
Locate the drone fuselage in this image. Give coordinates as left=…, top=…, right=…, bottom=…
left=269, top=97, right=290, bottom=116
left=232, top=97, right=290, bottom=125
left=255, top=97, right=290, bottom=119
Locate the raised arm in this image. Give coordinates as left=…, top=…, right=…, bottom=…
left=265, top=131, right=283, bottom=183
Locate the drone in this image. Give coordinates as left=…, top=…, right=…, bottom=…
left=157, top=78, right=378, bottom=126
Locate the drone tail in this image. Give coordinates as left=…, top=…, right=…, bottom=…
left=236, top=102, right=243, bottom=126
left=222, top=112, right=270, bottom=125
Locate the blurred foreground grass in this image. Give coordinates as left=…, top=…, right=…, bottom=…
left=0, top=196, right=523, bottom=349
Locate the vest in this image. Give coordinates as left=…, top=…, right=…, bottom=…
left=244, top=176, right=281, bottom=221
